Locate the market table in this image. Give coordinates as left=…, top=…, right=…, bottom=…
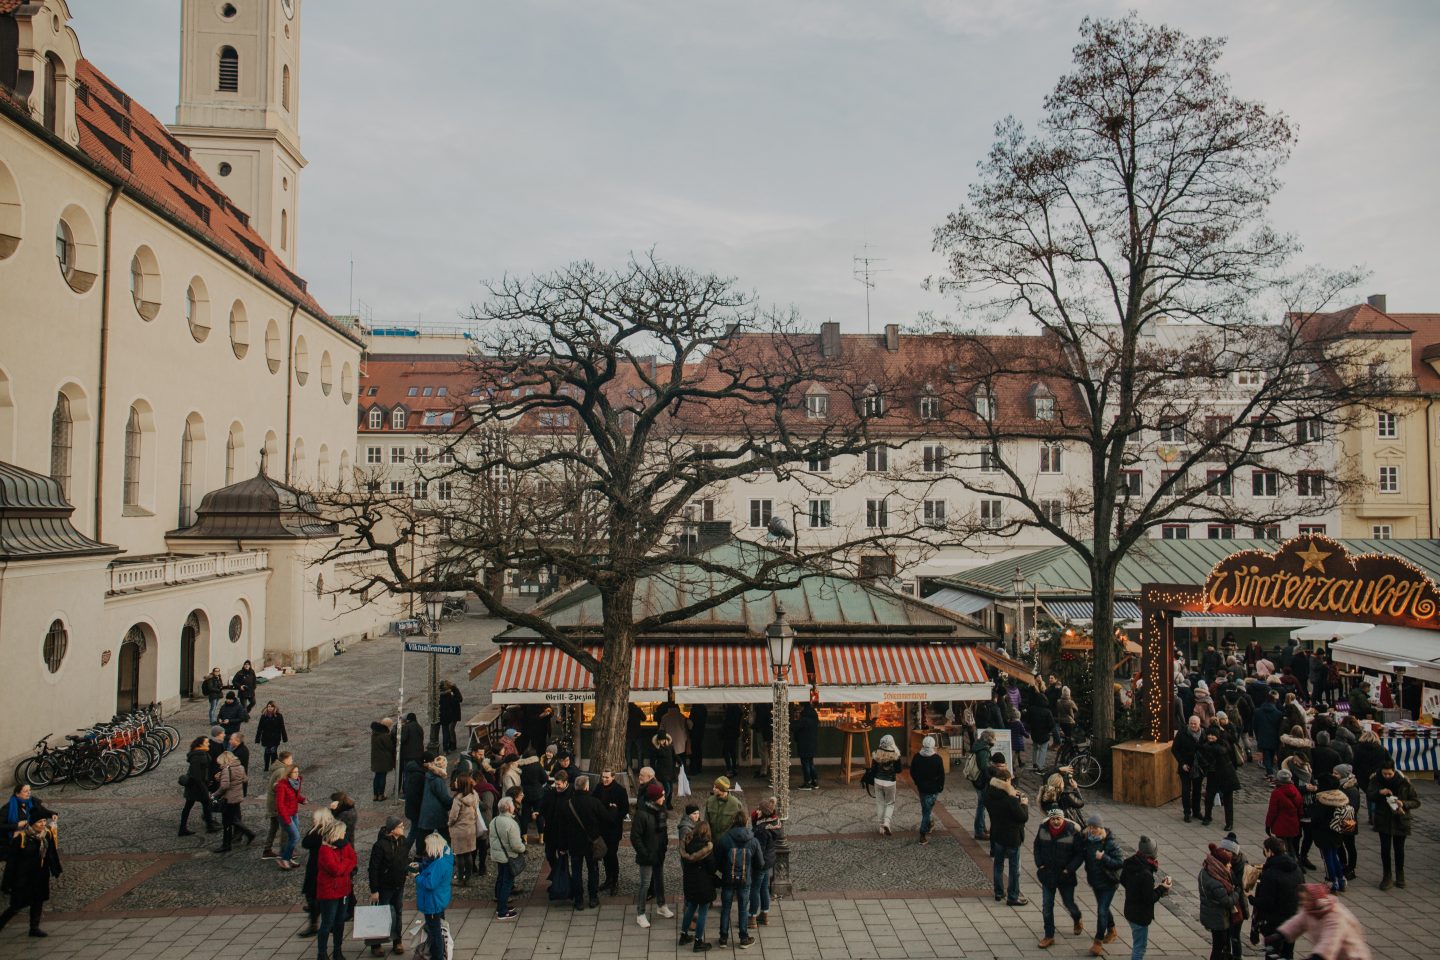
left=1383, top=735, right=1439, bottom=775
left=838, top=722, right=874, bottom=783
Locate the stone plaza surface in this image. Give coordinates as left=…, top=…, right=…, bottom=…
left=2, top=616, right=1435, bottom=958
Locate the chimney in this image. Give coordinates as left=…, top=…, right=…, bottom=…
left=696, top=521, right=732, bottom=550
left=884, top=323, right=900, bottom=352
left=819, top=321, right=841, bottom=358
left=1368, top=293, right=1388, bottom=313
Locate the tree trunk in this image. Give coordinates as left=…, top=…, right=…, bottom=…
left=589, top=583, right=636, bottom=773
left=1089, top=563, right=1117, bottom=753
left=483, top=564, right=506, bottom=604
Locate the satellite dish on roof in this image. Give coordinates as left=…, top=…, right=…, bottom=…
left=766, top=516, right=794, bottom=541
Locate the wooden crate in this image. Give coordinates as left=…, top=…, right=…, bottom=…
left=1111, top=740, right=1180, bottom=807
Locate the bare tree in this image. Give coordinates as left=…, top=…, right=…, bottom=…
left=316, top=256, right=928, bottom=770
left=929, top=14, right=1385, bottom=748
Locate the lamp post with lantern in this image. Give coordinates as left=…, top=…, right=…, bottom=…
left=1011, top=567, right=1026, bottom=658
left=423, top=592, right=444, bottom=751
left=765, top=600, right=796, bottom=897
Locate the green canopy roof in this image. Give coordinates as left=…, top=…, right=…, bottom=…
left=944, top=538, right=1440, bottom=600
left=498, top=539, right=989, bottom=643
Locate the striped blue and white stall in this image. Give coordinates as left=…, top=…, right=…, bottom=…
left=1382, top=735, right=1440, bottom=774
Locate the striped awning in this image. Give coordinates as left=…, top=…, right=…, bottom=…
left=490, top=645, right=669, bottom=704
left=811, top=644, right=992, bottom=703
left=672, top=645, right=808, bottom=704
left=1041, top=599, right=1143, bottom=625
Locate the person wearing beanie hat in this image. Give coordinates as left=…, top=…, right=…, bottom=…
left=704, top=777, right=744, bottom=850
left=1081, top=811, right=1124, bottom=954
left=1121, top=835, right=1171, bottom=959
left=417, top=754, right=454, bottom=843
left=365, top=815, right=410, bottom=956
left=1332, top=764, right=1361, bottom=883
left=631, top=778, right=672, bottom=927
left=1198, top=840, right=1245, bottom=960
left=1033, top=805, right=1085, bottom=948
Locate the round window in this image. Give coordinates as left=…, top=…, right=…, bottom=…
left=218, top=162, right=233, bottom=177
left=228, top=614, right=243, bottom=643
left=221, top=3, right=238, bottom=19
left=43, top=619, right=68, bottom=673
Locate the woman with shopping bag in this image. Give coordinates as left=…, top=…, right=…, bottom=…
left=415, top=832, right=453, bottom=960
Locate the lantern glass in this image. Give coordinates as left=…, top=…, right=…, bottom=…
left=424, top=593, right=443, bottom=625
left=766, top=603, right=795, bottom=674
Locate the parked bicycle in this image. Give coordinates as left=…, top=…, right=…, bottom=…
left=1038, top=733, right=1103, bottom=789
left=13, top=703, right=179, bottom=789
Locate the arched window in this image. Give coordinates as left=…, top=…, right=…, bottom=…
left=280, top=209, right=288, bottom=250
left=43, top=53, right=62, bottom=135
left=50, top=393, right=73, bottom=500
left=123, top=406, right=142, bottom=506
left=367, top=407, right=383, bottom=430
left=391, top=408, right=406, bottom=430
left=282, top=64, right=291, bottom=111
left=178, top=421, right=194, bottom=527
left=218, top=46, right=239, bottom=92
left=44, top=619, right=68, bottom=673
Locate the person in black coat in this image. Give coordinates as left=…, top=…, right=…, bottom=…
left=1250, top=837, right=1301, bottom=958
left=0, top=809, right=62, bottom=938
left=1120, top=836, right=1170, bottom=950
left=365, top=817, right=409, bottom=955
left=1026, top=699, right=1056, bottom=772
left=1310, top=732, right=1340, bottom=783
left=254, top=701, right=288, bottom=770
left=179, top=737, right=217, bottom=835
left=401, top=755, right=429, bottom=851
left=232, top=660, right=258, bottom=711
left=679, top=822, right=719, bottom=949
left=688, top=704, right=709, bottom=775
left=1172, top=716, right=1205, bottom=823
left=560, top=776, right=605, bottom=910
left=1033, top=807, right=1085, bottom=946
left=398, top=713, right=425, bottom=797
left=792, top=704, right=820, bottom=790
left=1199, top=725, right=1239, bottom=830
left=626, top=703, right=647, bottom=774
left=720, top=705, right=744, bottom=780
left=1253, top=693, right=1285, bottom=775
left=910, top=736, right=946, bottom=843
left=217, top=691, right=249, bottom=737
left=594, top=769, right=629, bottom=894
left=435, top=681, right=464, bottom=753
left=984, top=770, right=1030, bottom=906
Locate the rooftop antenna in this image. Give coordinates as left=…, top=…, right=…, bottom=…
left=852, top=245, right=890, bottom=334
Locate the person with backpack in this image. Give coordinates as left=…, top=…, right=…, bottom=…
left=1080, top=814, right=1124, bottom=955
left=910, top=736, right=945, bottom=844
left=1312, top=776, right=1355, bottom=893
left=678, top=820, right=718, bottom=953
left=749, top=797, right=781, bottom=928
left=1120, top=835, right=1171, bottom=960
left=967, top=731, right=997, bottom=840
left=716, top=811, right=761, bottom=950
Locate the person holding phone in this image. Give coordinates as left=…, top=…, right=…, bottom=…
left=1120, top=835, right=1171, bottom=960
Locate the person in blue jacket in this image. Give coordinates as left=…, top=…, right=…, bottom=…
left=2, top=785, right=35, bottom=840
left=1080, top=813, right=1125, bottom=953
left=414, top=832, right=454, bottom=960
left=417, top=756, right=454, bottom=845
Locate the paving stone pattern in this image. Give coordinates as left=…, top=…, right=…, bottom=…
left=2, top=616, right=1436, bottom=958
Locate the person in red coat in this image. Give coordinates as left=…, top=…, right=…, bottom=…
left=1265, top=770, right=1305, bottom=859
left=314, top=819, right=358, bottom=960
left=275, top=765, right=307, bottom=869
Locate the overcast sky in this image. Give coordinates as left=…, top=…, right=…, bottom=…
left=71, top=0, right=1439, bottom=332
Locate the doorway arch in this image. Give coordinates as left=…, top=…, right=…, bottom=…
left=117, top=623, right=157, bottom=713
left=179, top=610, right=208, bottom=698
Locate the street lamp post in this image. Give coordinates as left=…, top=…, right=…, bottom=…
left=1011, top=567, right=1025, bottom=658
left=765, top=601, right=796, bottom=898
left=424, top=593, right=443, bottom=752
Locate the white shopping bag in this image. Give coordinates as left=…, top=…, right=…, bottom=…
left=350, top=905, right=393, bottom=941
left=676, top=766, right=691, bottom=797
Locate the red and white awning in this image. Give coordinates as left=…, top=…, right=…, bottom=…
left=491, top=645, right=668, bottom=704
left=810, top=644, right=991, bottom=702
left=672, top=644, right=808, bottom=704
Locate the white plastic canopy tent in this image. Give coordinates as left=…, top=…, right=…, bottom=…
left=1328, top=624, right=1440, bottom=685
left=1289, top=620, right=1374, bottom=643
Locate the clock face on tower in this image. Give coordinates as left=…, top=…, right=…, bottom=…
left=281, top=0, right=295, bottom=20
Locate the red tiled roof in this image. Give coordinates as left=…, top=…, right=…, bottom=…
left=0, top=1, right=20, bottom=14
left=1393, top=314, right=1440, bottom=392
left=358, top=356, right=474, bottom=433
left=65, top=61, right=348, bottom=337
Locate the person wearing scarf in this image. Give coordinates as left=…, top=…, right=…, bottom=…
left=1270, top=883, right=1372, bottom=960
left=1198, top=840, right=1243, bottom=960
left=868, top=735, right=904, bottom=836
left=1032, top=807, right=1084, bottom=948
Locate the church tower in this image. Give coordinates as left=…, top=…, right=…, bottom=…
left=170, top=0, right=305, bottom=267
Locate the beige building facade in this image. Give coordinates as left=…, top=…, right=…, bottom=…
left=0, top=0, right=399, bottom=771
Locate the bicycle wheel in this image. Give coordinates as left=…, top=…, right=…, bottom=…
left=1070, top=752, right=1102, bottom=789
left=129, top=743, right=155, bottom=776
left=74, top=756, right=106, bottom=790
left=158, top=725, right=181, bottom=754
left=107, top=749, right=133, bottom=782
left=13, top=756, right=46, bottom=789
left=35, top=754, right=67, bottom=786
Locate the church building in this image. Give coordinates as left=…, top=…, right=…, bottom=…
left=0, top=0, right=401, bottom=768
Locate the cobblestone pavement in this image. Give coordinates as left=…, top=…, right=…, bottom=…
left=2, top=619, right=1435, bottom=958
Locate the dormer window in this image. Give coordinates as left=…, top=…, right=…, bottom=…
left=805, top=389, right=829, bottom=420
left=367, top=408, right=383, bottom=430
left=860, top=387, right=884, bottom=419
left=973, top=387, right=995, bottom=421
left=391, top=408, right=407, bottom=430
left=1028, top=383, right=1055, bottom=421
left=918, top=388, right=941, bottom=421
